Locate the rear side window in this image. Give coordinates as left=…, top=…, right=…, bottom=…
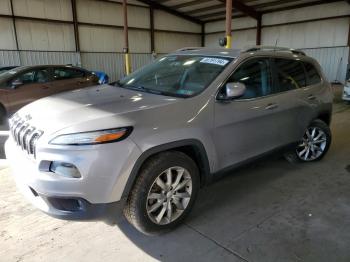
left=274, top=58, right=306, bottom=92
left=304, top=62, right=322, bottom=85
left=53, top=68, right=85, bottom=80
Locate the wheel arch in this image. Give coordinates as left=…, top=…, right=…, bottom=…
left=316, top=111, right=331, bottom=126
left=121, top=139, right=211, bottom=198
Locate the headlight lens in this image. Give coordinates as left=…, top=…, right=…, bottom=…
left=49, top=127, right=132, bottom=145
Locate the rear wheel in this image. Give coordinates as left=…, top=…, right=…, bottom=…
left=124, top=151, right=200, bottom=235
left=285, top=119, right=331, bottom=163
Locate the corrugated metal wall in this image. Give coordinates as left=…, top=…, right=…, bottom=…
left=302, top=47, right=349, bottom=83
left=81, top=52, right=152, bottom=81
left=0, top=0, right=201, bottom=82
left=204, top=2, right=350, bottom=83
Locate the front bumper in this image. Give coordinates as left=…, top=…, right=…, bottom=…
left=5, top=136, right=141, bottom=222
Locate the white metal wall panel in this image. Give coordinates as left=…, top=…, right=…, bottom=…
left=129, top=30, right=151, bottom=53
left=155, top=32, right=201, bottom=53
left=0, top=0, right=11, bottom=15
left=128, top=5, right=150, bottom=29
left=81, top=52, right=152, bottom=81
left=0, top=18, right=17, bottom=50
left=79, top=25, right=150, bottom=53
left=205, top=29, right=256, bottom=49
left=0, top=50, right=21, bottom=66
left=79, top=25, right=123, bottom=52
left=77, top=0, right=122, bottom=26
left=19, top=51, right=80, bottom=66
left=154, top=10, right=201, bottom=33
left=302, top=47, right=349, bottom=83
left=262, top=18, right=349, bottom=49
left=205, top=17, right=257, bottom=33
left=16, top=20, right=75, bottom=51
left=13, top=0, right=72, bottom=21
left=262, top=2, right=350, bottom=26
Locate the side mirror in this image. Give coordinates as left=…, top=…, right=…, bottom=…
left=225, top=82, right=246, bottom=99
left=11, top=79, right=23, bottom=88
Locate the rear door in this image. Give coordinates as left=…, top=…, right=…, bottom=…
left=6, top=68, right=51, bottom=113
left=214, top=57, right=294, bottom=170
left=271, top=58, right=316, bottom=141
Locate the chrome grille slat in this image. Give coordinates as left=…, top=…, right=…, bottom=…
left=9, top=114, right=43, bottom=158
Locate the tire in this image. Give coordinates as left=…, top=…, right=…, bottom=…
left=124, top=151, right=200, bottom=235
left=284, top=119, right=331, bottom=163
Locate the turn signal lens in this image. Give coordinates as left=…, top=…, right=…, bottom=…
left=94, top=131, right=126, bottom=143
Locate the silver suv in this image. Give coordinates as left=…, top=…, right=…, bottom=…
left=5, top=47, right=333, bottom=235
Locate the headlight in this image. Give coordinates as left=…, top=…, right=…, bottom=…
left=49, top=127, right=132, bottom=145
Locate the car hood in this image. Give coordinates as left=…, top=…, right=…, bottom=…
left=16, top=84, right=180, bottom=134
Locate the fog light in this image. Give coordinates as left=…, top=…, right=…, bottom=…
left=50, top=161, right=81, bottom=178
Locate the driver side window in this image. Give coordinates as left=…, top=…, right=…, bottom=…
left=222, top=58, right=272, bottom=100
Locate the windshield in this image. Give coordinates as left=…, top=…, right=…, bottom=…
left=117, top=55, right=232, bottom=98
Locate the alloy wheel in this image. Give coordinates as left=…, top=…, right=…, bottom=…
left=296, top=127, right=327, bottom=161
left=146, top=166, right=192, bottom=225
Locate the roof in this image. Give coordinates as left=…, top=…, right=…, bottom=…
left=138, top=0, right=345, bottom=23
left=171, top=46, right=308, bottom=58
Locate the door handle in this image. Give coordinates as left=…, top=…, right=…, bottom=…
left=307, top=95, right=316, bottom=100
left=265, top=103, right=278, bottom=110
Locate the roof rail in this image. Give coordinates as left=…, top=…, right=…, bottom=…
left=242, top=46, right=306, bottom=56
left=176, top=47, right=203, bottom=52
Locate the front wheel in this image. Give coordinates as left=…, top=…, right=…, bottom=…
left=285, top=119, right=331, bottom=163
left=124, top=151, right=200, bottom=235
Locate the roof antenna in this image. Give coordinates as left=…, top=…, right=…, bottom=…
left=274, top=38, right=279, bottom=51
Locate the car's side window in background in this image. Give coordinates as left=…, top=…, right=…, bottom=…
left=226, top=58, right=272, bottom=99
left=12, top=69, right=49, bottom=86
left=53, top=68, right=85, bottom=80
left=274, top=59, right=306, bottom=92
left=304, top=62, right=322, bottom=86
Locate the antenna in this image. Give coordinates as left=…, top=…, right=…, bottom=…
left=274, top=38, right=279, bottom=51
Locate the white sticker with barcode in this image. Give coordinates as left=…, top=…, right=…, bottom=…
left=200, top=58, right=229, bottom=66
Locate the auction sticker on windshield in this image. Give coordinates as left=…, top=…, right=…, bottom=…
left=200, top=57, right=229, bottom=66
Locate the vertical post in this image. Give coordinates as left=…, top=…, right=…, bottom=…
left=150, top=6, right=155, bottom=53
left=71, top=0, right=80, bottom=52
left=256, top=14, right=262, bottom=46
left=10, top=0, right=21, bottom=65
left=123, top=0, right=131, bottom=75
left=225, top=0, right=232, bottom=49
left=201, top=23, right=205, bottom=47
left=348, top=17, right=350, bottom=47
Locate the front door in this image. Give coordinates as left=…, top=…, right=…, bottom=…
left=213, top=57, right=293, bottom=170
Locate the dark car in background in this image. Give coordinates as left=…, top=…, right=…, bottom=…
left=0, top=65, right=99, bottom=122
left=0, top=66, right=18, bottom=74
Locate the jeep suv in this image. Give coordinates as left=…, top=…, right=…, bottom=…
left=5, top=47, right=333, bottom=235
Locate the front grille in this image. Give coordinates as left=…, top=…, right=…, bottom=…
left=9, top=114, right=43, bottom=158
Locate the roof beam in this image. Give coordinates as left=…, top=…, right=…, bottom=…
left=218, top=0, right=260, bottom=20
left=137, top=0, right=202, bottom=24
left=171, top=0, right=214, bottom=10
left=184, top=4, right=225, bottom=15
left=262, top=0, right=344, bottom=13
